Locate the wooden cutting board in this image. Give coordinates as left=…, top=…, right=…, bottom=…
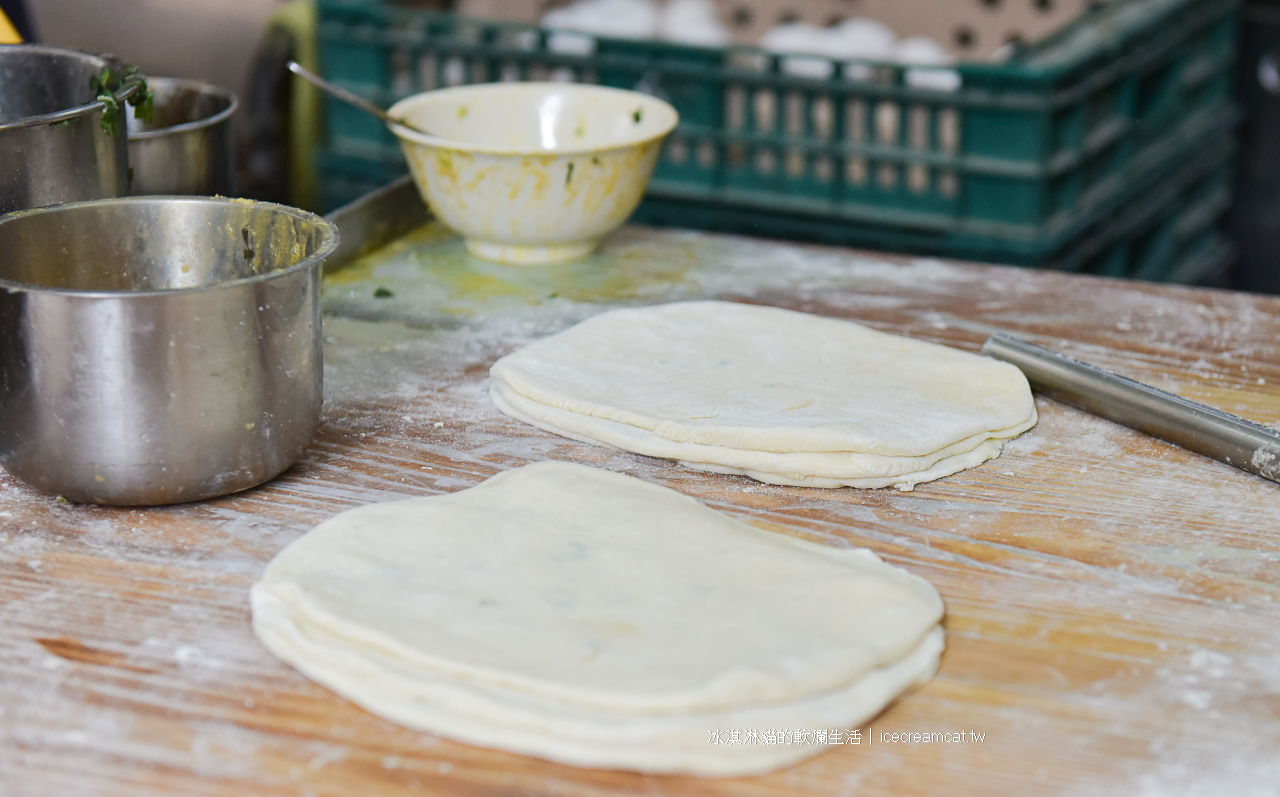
left=2, top=224, right=1278, bottom=796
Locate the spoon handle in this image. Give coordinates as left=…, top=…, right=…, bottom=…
left=286, top=61, right=429, bottom=136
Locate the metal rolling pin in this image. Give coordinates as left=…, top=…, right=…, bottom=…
left=981, top=333, right=1280, bottom=485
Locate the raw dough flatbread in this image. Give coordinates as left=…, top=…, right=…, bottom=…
left=252, top=462, right=946, bottom=775
left=255, top=589, right=943, bottom=776
left=489, top=301, right=1036, bottom=489
left=492, top=380, right=1035, bottom=488
left=491, top=301, right=1034, bottom=455
left=255, top=462, right=942, bottom=713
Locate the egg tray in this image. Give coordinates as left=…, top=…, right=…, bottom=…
left=313, top=0, right=1238, bottom=280
left=455, top=0, right=1101, bottom=59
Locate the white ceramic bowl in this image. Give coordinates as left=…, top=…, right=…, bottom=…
left=387, top=83, right=678, bottom=265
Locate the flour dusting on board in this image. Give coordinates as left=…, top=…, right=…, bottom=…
left=3, top=221, right=1280, bottom=794
left=1107, top=633, right=1280, bottom=797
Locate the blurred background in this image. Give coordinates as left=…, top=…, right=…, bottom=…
left=9, top=0, right=1280, bottom=293
left=24, top=0, right=286, bottom=104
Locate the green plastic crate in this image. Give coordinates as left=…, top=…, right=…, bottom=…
left=641, top=134, right=1236, bottom=283
left=314, top=0, right=1238, bottom=277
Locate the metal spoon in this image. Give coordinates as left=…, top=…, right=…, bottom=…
left=286, top=61, right=433, bottom=137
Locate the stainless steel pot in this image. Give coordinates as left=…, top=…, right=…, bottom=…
left=127, top=77, right=236, bottom=196
left=0, top=45, right=136, bottom=214
left=0, top=197, right=339, bottom=505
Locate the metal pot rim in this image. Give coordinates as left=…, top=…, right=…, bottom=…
left=0, top=196, right=341, bottom=298
left=0, top=44, right=141, bottom=132
left=127, top=77, right=238, bottom=141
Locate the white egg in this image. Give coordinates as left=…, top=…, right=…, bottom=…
left=894, top=36, right=953, bottom=66
left=759, top=23, right=838, bottom=78
left=541, top=0, right=659, bottom=40
left=904, top=68, right=961, bottom=91
left=759, top=22, right=829, bottom=55
left=828, top=17, right=896, bottom=60
left=893, top=36, right=960, bottom=91
left=659, top=0, right=731, bottom=46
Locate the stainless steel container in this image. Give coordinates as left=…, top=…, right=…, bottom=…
left=0, top=45, right=136, bottom=214
left=0, top=197, right=339, bottom=505
left=127, top=77, right=236, bottom=196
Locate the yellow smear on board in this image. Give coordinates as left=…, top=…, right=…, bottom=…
left=324, top=222, right=455, bottom=287
left=324, top=221, right=701, bottom=308
left=443, top=270, right=523, bottom=297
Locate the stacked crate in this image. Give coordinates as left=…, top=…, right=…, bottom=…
left=456, top=0, right=1102, bottom=56
left=316, top=0, right=1239, bottom=281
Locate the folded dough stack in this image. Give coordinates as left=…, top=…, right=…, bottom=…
left=252, top=462, right=946, bottom=775
left=490, top=301, right=1037, bottom=490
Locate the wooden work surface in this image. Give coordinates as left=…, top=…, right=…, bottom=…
left=3, top=224, right=1279, bottom=796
